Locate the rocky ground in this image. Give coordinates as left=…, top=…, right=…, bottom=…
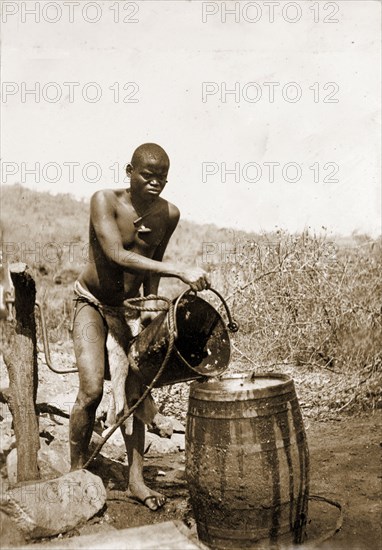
left=0, top=344, right=381, bottom=549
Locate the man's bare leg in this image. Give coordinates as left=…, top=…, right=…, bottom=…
left=70, top=303, right=106, bottom=470
left=121, top=416, right=166, bottom=511
left=70, top=397, right=102, bottom=470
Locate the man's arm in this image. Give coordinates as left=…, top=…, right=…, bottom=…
left=141, top=204, right=179, bottom=325
left=91, top=191, right=209, bottom=291
left=143, top=203, right=180, bottom=297
left=91, top=190, right=178, bottom=276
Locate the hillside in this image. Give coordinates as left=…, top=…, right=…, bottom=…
left=1, top=184, right=381, bottom=416
left=1, top=184, right=262, bottom=271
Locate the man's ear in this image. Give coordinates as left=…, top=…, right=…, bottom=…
left=126, top=163, right=133, bottom=177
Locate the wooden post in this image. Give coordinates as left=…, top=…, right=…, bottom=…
left=1, top=262, right=40, bottom=482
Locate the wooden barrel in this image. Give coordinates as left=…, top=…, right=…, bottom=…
left=186, top=374, right=309, bottom=549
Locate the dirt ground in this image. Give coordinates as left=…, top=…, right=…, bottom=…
left=1, top=348, right=381, bottom=550
left=48, top=411, right=381, bottom=550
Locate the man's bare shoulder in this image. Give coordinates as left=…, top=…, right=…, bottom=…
left=163, top=199, right=180, bottom=224
left=91, top=188, right=126, bottom=203
left=90, top=188, right=129, bottom=212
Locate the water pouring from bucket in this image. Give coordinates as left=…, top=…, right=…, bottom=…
left=128, top=288, right=239, bottom=388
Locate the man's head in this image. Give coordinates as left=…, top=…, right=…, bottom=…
left=130, top=143, right=170, bottom=170
left=126, top=143, right=170, bottom=201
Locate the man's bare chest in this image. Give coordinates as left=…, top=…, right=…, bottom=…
left=115, top=203, right=167, bottom=251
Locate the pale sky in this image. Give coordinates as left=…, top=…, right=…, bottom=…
left=1, top=0, right=381, bottom=236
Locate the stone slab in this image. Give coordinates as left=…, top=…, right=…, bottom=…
left=26, top=520, right=209, bottom=549
left=0, top=470, right=106, bottom=539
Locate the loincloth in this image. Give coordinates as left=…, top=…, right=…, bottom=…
left=72, top=280, right=157, bottom=433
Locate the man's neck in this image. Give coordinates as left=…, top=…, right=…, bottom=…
left=127, top=188, right=157, bottom=214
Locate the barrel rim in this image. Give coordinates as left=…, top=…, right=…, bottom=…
left=189, top=372, right=295, bottom=400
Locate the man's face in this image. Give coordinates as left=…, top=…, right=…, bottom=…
left=128, top=154, right=169, bottom=200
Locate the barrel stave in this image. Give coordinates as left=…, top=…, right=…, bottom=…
left=186, top=375, right=309, bottom=549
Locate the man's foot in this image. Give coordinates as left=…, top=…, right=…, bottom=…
left=127, top=484, right=166, bottom=511
left=142, top=494, right=166, bottom=511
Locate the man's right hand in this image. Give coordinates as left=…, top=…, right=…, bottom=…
left=179, top=267, right=211, bottom=292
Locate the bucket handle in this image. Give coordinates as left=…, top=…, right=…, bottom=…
left=173, top=287, right=239, bottom=335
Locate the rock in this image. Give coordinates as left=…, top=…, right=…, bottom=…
left=38, top=439, right=71, bottom=478
left=171, top=433, right=186, bottom=451
left=90, top=432, right=126, bottom=463
left=0, top=477, right=9, bottom=498
left=88, top=455, right=127, bottom=490
left=38, top=412, right=70, bottom=445
left=7, top=440, right=70, bottom=485
left=101, top=426, right=126, bottom=447
left=77, top=520, right=117, bottom=537
left=45, top=391, right=78, bottom=417
left=149, top=413, right=173, bottom=438
left=144, top=432, right=178, bottom=455
left=0, top=401, right=12, bottom=423
left=169, top=416, right=186, bottom=433
left=5, top=448, right=17, bottom=484
left=0, top=510, right=27, bottom=547
left=0, top=470, right=106, bottom=539
left=0, top=358, right=10, bottom=388
left=0, top=401, right=15, bottom=460
left=34, top=520, right=205, bottom=549
left=0, top=424, right=15, bottom=458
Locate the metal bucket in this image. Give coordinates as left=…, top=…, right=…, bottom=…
left=186, top=373, right=310, bottom=549
left=128, top=289, right=238, bottom=388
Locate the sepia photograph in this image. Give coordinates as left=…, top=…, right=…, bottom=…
left=0, top=1, right=381, bottom=549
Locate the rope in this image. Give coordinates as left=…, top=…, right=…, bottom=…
left=304, top=494, right=343, bottom=547
left=82, top=295, right=176, bottom=469
left=37, top=289, right=238, bottom=466
left=115, top=294, right=170, bottom=313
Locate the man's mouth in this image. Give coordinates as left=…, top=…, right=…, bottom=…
left=147, top=186, right=161, bottom=194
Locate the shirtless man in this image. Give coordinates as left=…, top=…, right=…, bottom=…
left=69, top=143, right=210, bottom=510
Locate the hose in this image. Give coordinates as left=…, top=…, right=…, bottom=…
left=35, top=301, right=78, bottom=374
